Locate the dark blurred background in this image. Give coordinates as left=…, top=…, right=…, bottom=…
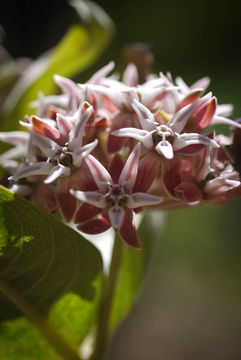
left=1, top=1, right=241, bottom=359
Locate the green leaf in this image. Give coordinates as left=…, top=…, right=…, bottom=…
left=109, top=212, right=162, bottom=332
left=0, top=0, right=115, bottom=131
left=0, top=186, right=103, bottom=359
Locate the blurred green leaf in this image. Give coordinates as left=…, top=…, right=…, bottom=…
left=0, top=0, right=114, bottom=131
left=0, top=186, right=103, bottom=359
left=109, top=212, right=162, bottom=332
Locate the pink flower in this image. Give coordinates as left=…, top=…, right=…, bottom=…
left=71, top=143, right=163, bottom=248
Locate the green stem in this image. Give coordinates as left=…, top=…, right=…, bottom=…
left=91, top=232, right=124, bottom=360
left=0, top=277, right=81, bottom=360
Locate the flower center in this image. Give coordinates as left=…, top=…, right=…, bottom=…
left=152, top=125, right=174, bottom=145
left=52, top=147, right=73, bottom=167
left=105, top=184, right=128, bottom=206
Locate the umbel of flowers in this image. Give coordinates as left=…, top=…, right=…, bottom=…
left=1, top=61, right=241, bottom=248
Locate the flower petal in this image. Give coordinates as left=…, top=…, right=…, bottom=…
left=108, top=205, right=125, bottom=228
left=74, top=203, right=102, bottom=224
left=112, top=128, right=153, bottom=149
left=44, top=165, right=70, bottom=184
left=126, top=192, right=163, bottom=208
left=77, top=216, right=110, bottom=234
left=72, top=139, right=98, bottom=167
left=118, top=209, right=141, bottom=249
left=173, top=133, right=219, bottom=151
left=168, top=102, right=197, bottom=133
left=119, top=143, right=140, bottom=190
left=155, top=140, right=173, bottom=159
left=9, top=162, right=53, bottom=181
left=132, top=99, right=156, bottom=131
left=84, top=154, right=112, bottom=191
left=70, top=189, right=107, bottom=208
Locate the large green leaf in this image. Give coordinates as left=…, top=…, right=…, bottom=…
left=109, top=212, right=162, bottom=332
left=0, top=186, right=103, bottom=359
left=0, top=0, right=115, bottom=131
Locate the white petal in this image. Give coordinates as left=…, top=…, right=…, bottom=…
left=111, top=128, right=153, bottom=149
left=168, top=102, right=197, bottom=133
left=173, top=133, right=219, bottom=151
left=155, top=141, right=174, bottom=159
left=119, top=143, right=140, bottom=190
left=88, top=61, right=115, bottom=84
left=31, top=133, right=60, bottom=158
left=44, top=165, right=70, bottom=184
left=108, top=205, right=125, bottom=228
left=132, top=99, right=156, bottom=131
left=211, top=116, right=241, bottom=129
left=70, top=190, right=106, bottom=208
left=68, top=104, right=93, bottom=151
left=72, top=139, right=98, bottom=167
left=190, top=77, right=210, bottom=91
left=56, top=113, right=73, bottom=137
left=9, top=162, right=53, bottom=181
left=0, top=131, right=30, bottom=146
left=85, top=154, right=112, bottom=191
left=126, top=192, right=163, bottom=208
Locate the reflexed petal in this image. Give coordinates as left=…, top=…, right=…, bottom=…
left=168, top=102, right=197, bottom=133
left=74, top=203, right=102, bottom=224
left=119, top=143, right=140, bottom=190
left=77, top=216, right=110, bottom=234
left=175, top=182, right=202, bottom=203
left=173, top=133, right=219, bottom=151
left=72, top=139, right=98, bottom=167
left=70, top=189, right=107, bottom=208
left=204, top=177, right=240, bottom=195
left=132, top=98, right=156, bottom=131
left=162, top=156, right=182, bottom=197
left=126, top=192, right=163, bottom=208
left=155, top=141, right=173, bottom=159
left=85, top=154, right=112, bottom=191
left=68, top=103, right=93, bottom=151
left=88, top=61, right=115, bottom=84
left=118, top=209, right=141, bottom=249
left=9, top=162, right=53, bottom=181
left=211, top=116, right=241, bottom=129
left=108, top=205, right=125, bottom=228
left=56, top=187, right=77, bottom=222
left=112, top=128, right=153, bottom=149
left=107, top=113, right=130, bottom=153
left=132, top=153, right=159, bottom=192
left=56, top=113, right=73, bottom=137
left=44, top=165, right=70, bottom=184
left=0, top=131, right=29, bottom=145
left=108, top=154, right=125, bottom=184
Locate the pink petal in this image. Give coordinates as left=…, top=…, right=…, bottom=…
left=31, top=116, right=64, bottom=145
left=193, top=96, right=217, bottom=131
left=123, top=63, right=139, bottom=86
left=175, top=182, right=202, bottom=203
left=74, top=203, right=102, bottom=224
left=88, top=61, right=114, bottom=84
left=176, top=89, right=203, bottom=111
left=56, top=113, right=73, bottom=138
left=77, top=216, right=110, bottom=234
left=162, top=156, right=182, bottom=197
left=84, top=154, right=112, bottom=191
left=108, top=154, right=125, bottom=184
left=132, top=153, right=159, bottom=192
left=119, top=143, right=141, bottom=190
left=118, top=209, right=141, bottom=249
left=56, top=187, right=77, bottom=222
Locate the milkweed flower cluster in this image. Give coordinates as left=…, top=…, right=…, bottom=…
left=1, top=61, right=241, bottom=248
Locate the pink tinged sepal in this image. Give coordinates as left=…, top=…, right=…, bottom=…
left=9, top=162, right=53, bottom=181
left=108, top=205, right=125, bottom=229
left=193, top=96, right=217, bottom=131
left=31, top=116, right=65, bottom=145
left=77, top=216, right=111, bottom=234
left=119, top=143, right=140, bottom=190
left=55, top=185, right=77, bottom=222
left=175, top=182, right=202, bottom=203
left=168, top=102, right=197, bottom=133
left=84, top=154, right=112, bottom=192
left=56, top=113, right=73, bottom=138
left=44, top=165, right=70, bottom=184
left=176, top=89, right=203, bottom=111
left=155, top=140, right=173, bottom=159
left=70, top=189, right=107, bottom=208
left=173, top=133, right=219, bottom=151
left=132, top=99, right=156, bottom=131
left=118, top=209, right=141, bottom=249
left=74, top=203, right=102, bottom=224
left=126, top=192, right=164, bottom=208
left=123, top=63, right=139, bottom=86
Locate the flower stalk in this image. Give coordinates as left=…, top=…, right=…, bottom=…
left=91, top=231, right=124, bottom=360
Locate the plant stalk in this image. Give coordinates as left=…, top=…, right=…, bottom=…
left=91, top=231, right=124, bottom=360
left=0, top=277, right=81, bottom=360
